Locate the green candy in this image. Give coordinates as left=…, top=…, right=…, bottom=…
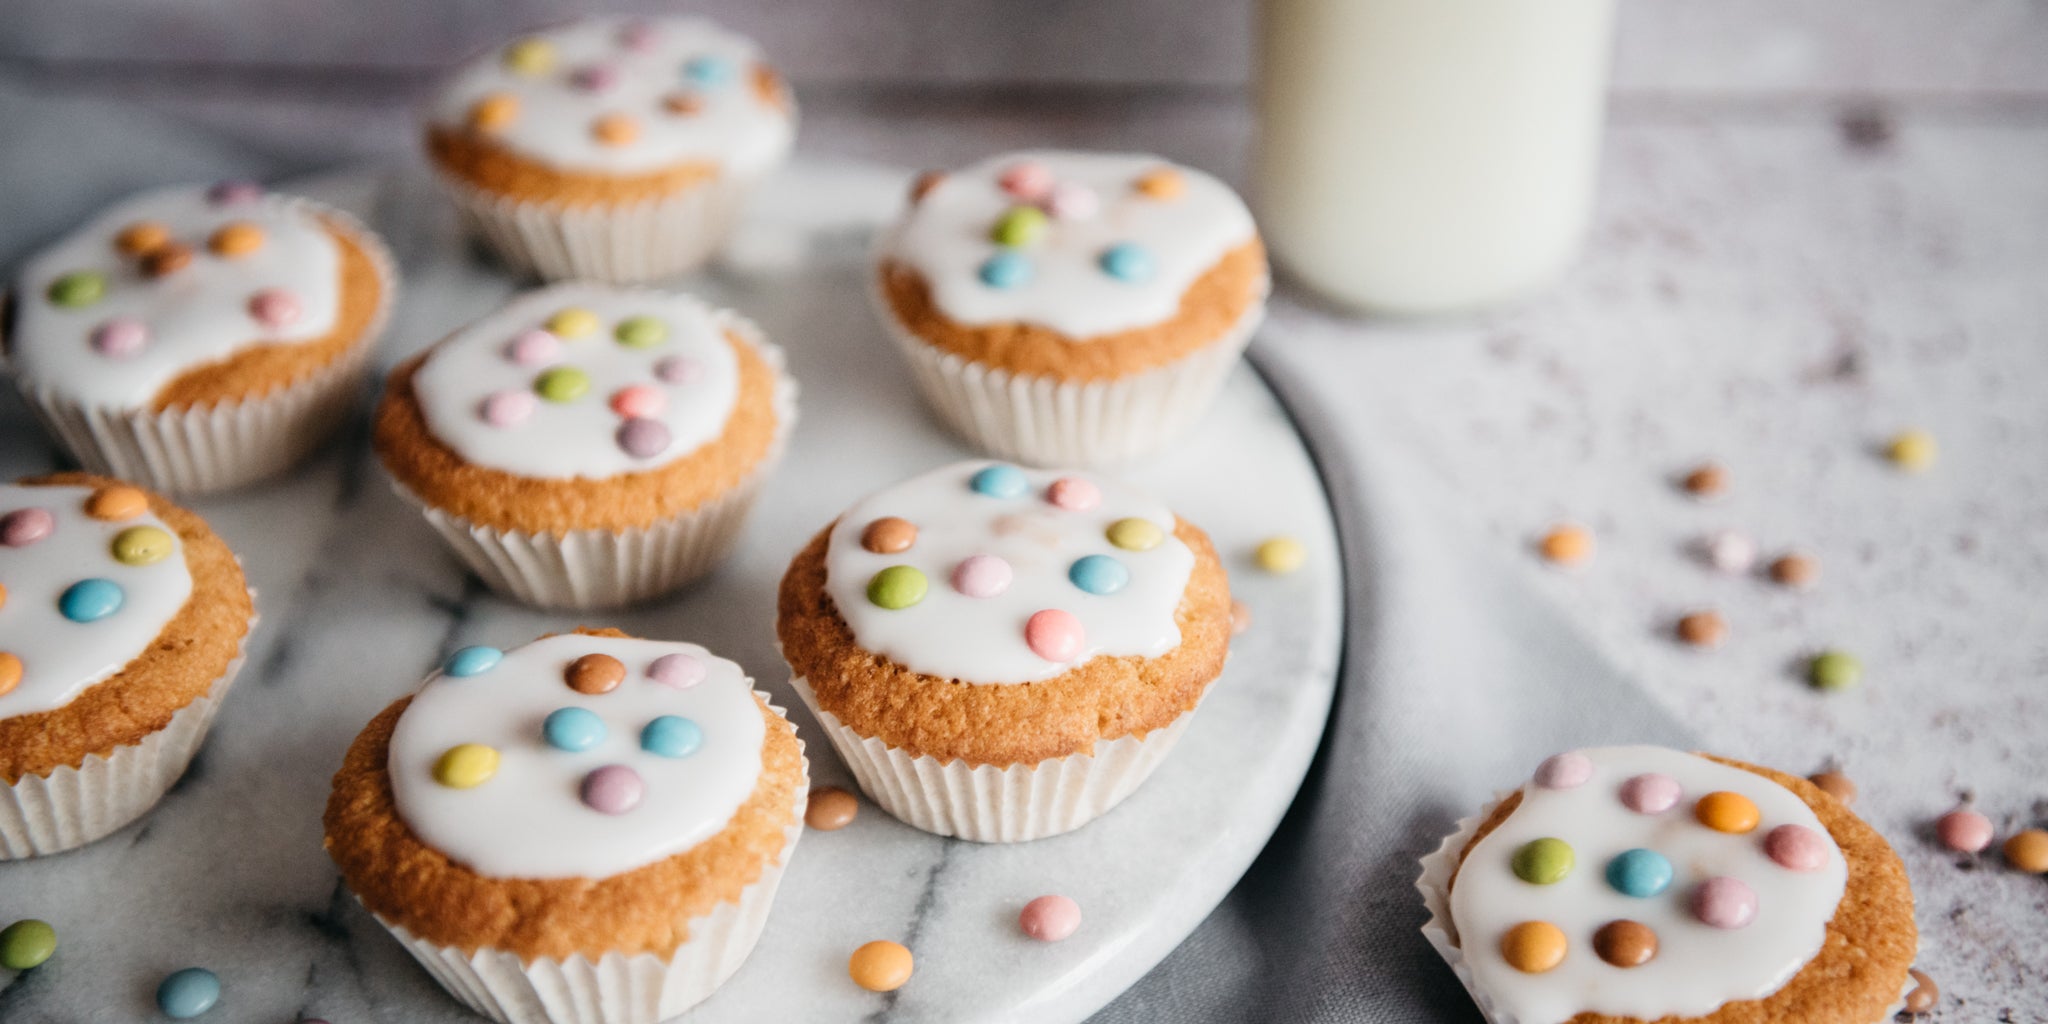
left=534, top=367, right=591, bottom=403
left=1810, top=650, right=1862, bottom=691
left=615, top=316, right=668, bottom=349
left=990, top=206, right=1049, bottom=247
left=867, top=566, right=928, bottom=610
left=48, top=271, right=106, bottom=308
left=1511, top=837, right=1575, bottom=885
left=0, top=918, right=56, bottom=970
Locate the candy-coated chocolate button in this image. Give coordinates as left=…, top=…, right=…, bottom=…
left=0, top=652, right=21, bottom=697
left=444, top=646, right=502, bottom=677
left=156, top=967, right=221, bottom=1019
left=1690, top=876, right=1758, bottom=929
left=1024, top=608, right=1084, bottom=662
left=908, top=170, right=947, bottom=203
left=581, top=764, right=645, bottom=814
left=655, top=355, right=702, bottom=383
left=867, top=566, right=928, bottom=610
left=208, top=221, right=265, bottom=258
left=566, top=653, right=627, bottom=695
left=112, top=525, right=175, bottom=566
left=1533, top=751, right=1592, bottom=790
left=1539, top=524, right=1594, bottom=565
left=1770, top=552, right=1821, bottom=588
left=1887, top=428, right=1938, bottom=472
left=618, top=21, right=658, bottom=49
left=1605, top=848, right=1674, bottom=897
left=662, top=92, right=705, bottom=116
left=3, top=508, right=57, bottom=546
left=1809, top=770, right=1856, bottom=804
left=1045, top=181, right=1099, bottom=221
left=1809, top=649, right=1862, bottom=691
left=48, top=271, right=105, bottom=307
left=542, top=707, right=607, bottom=752
left=1255, top=536, right=1306, bottom=573
left=1045, top=477, right=1100, bottom=511
left=999, top=161, right=1054, bottom=201
left=535, top=367, right=592, bottom=403
left=0, top=583, right=6, bottom=611
left=1593, top=920, right=1658, bottom=968
left=570, top=64, right=619, bottom=92
left=684, top=55, right=738, bottom=87
left=970, top=464, right=1029, bottom=498
left=1498, top=921, right=1566, bottom=974
left=848, top=940, right=914, bottom=992
left=2003, top=829, right=2048, bottom=873
left=142, top=242, right=195, bottom=278
left=469, top=93, right=520, bottom=131
left=648, top=652, right=707, bottom=689
left=861, top=517, right=917, bottom=554
left=85, top=485, right=149, bottom=521
left=248, top=288, right=301, bottom=328
left=207, top=180, right=262, bottom=205
left=806, top=786, right=859, bottom=830
left=609, top=384, right=663, bottom=418
left=92, top=317, right=150, bottom=358
left=434, top=744, right=499, bottom=788
left=1134, top=167, right=1185, bottom=199
left=641, top=715, right=703, bottom=758
left=504, top=37, right=556, bottom=75
left=991, top=205, right=1049, bottom=247
left=0, top=918, right=55, bottom=970
left=1696, top=791, right=1761, bottom=834
left=1765, top=823, right=1831, bottom=871
left=1020, top=895, right=1082, bottom=942
left=1511, top=838, right=1574, bottom=885
left=59, top=579, right=124, bottom=622
left=546, top=307, right=600, bottom=339
left=952, top=554, right=1013, bottom=598
left=1068, top=554, right=1129, bottom=595
left=1106, top=518, right=1164, bottom=552
left=616, top=417, right=672, bottom=458
left=1619, top=772, right=1682, bottom=814
left=979, top=250, right=1033, bottom=288
left=615, top=315, right=668, bottom=348
left=116, top=220, right=170, bottom=256
left=481, top=389, right=537, bottom=427
left=506, top=329, right=560, bottom=365
left=1099, top=242, right=1156, bottom=282
left=1936, top=809, right=1994, bottom=853
left=593, top=112, right=641, bottom=146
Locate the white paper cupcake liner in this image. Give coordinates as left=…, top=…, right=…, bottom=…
left=8, top=203, right=398, bottom=495
left=790, top=674, right=1197, bottom=843
left=436, top=168, right=765, bottom=285
left=880, top=296, right=1264, bottom=468
left=0, top=609, right=253, bottom=859
left=395, top=317, right=795, bottom=611
left=375, top=693, right=807, bottom=1024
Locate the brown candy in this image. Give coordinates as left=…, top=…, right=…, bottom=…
left=862, top=516, right=918, bottom=554
left=1904, top=968, right=1938, bottom=1014
left=662, top=92, right=705, bottom=116
left=141, top=242, right=194, bottom=278
left=805, top=786, right=859, bottom=831
left=1592, top=920, right=1658, bottom=968
left=1681, top=462, right=1728, bottom=499
left=910, top=171, right=947, bottom=204
left=1809, top=770, right=1857, bottom=805
left=1769, top=552, right=1820, bottom=588
left=1675, top=610, right=1727, bottom=648
left=565, top=653, right=627, bottom=695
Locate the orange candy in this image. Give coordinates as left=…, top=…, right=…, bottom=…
left=1134, top=168, right=1185, bottom=200
left=1696, top=791, right=1762, bottom=834
left=0, top=582, right=7, bottom=611
left=470, top=93, right=520, bottom=132
left=662, top=93, right=705, bottom=116
left=85, top=485, right=149, bottom=521
left=592, top=113, right=640, bottom=146
left=2005, top=829, right=2048, bottom=874
left=848, top=940, right=913, bottom=992
left=1499, top=921, right=1567, bottom=973
left=1539, top=524, right=1595, bottom=565
left=116, top=220, right=171, bottom=257
left=0, top=652, right=20, bottom=697
left=208, top=221, right=266, bottom=258
left=806, top=786, right=859, bottom=831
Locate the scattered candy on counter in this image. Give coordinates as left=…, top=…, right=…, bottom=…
left=1537, top=524, right=1593, bottom=566
left=1885, top=428, right=1938, bottom=473
left=1935, top=805, right=1996, bottom=854
left=1019, top=895, right=1082, bottom=942
left=1700, top=530, right=1756, bottom=575
left=1255, top=536, right=1306, bottom=574
left=156, top=967, right=222, bottom=1019
left=1675, top=610, right=1727, bottom=649
left=2005, top=829, right=2048, bottom=874
left=1807, top=650, right=1862, bottom=692
left=848, top=940, right=914, bottom=992
left=1767, top=551, right=1820, bottom=589
left=1230, top=598, right=1251, bottom=636
left=1808, top=769, right=1857, bottom=805
left=0, top=919, right=56, bottom=971
left=1903, top=967, right=1939, bottom=1014
left=805, top=786, right=859, bottom=831
left=1680, top=462, right=1729, bottom=500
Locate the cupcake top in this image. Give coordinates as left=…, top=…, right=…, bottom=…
left=428, top=16, right=794, bottom=177
left=0, top=481, right=194, bottom=721
left=386, top=633, right=766, bottom=880
left=410, top=283, right=746, bottom=480
left=823, top=461, right=1196, bottom=684
left=9, top=183, right=350, bottom=408
left=1449, top=746, right=1850, bottom=1024
left=879, top=150, right=1258, bottom=339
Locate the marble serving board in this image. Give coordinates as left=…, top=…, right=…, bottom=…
left=0, top=161, right=1344, bottom=1024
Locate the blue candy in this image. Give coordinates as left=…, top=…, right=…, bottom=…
left=543, top=707, right=607, bottom=753
left=1099, top=242, right=1156, bottom=282
left=642, top=715, right=703, bottom=758
left=683, top=55, right=736, bottom=87
left=1069, top=555, right=1131, bottom=595
left=58, top=578, right=123, bottom=623
left=970, top=464, right=1029, bottom=498
left=444, top=646, right=503, bottom=677
left=1605, top=848, right=1674, bottom=898
left=978, top=251, right=1033, bottom=289
left=156, top=967, right=221, bottom=1019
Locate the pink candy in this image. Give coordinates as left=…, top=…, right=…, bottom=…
left=610, top=384, right=666, bottom=419
left=248, top=288, right=301, bottom=328
left=1045, top=182, right=1099, bottom=221
left=92, top=317, right=150, bottom=359
left=1019, top=895, right=1082, bottom=942
left=1533, top=752, right=1592, bottom=790
left=649, top=653, right=707, bottom=689
left=480, top=389, right=537, bottom=427
left=952, top=554, right=1013, bottom=598
left=1619, top=772, right=1683, bottom=814
left=1704, top=530, right=1758, bottom=574
left=580, top=765, right=645, bottom=815
left=1, top=507, right=56, bottom=547
left=1691, top=876, right=1758, bottom=929
left=1045, top=477, right=1100, bottom=512
left=207, top=180, right=262, bottom=205
left=999, top=161, right=1055, bottom=202
left=618, top=21, right=658, bottom=50
left=656, top=356, right=703, bottom=384
left=617, top=417, right=672, bottom=458
left=1025, top=609, right=1084, bottom=662
left=1765, top=824, right=1830, bottom=871
left=1936, top=808, right=1995, bottom=854
left=506, top=329, right=561, bottom=365
left=571, top=64, right=619, bottom=91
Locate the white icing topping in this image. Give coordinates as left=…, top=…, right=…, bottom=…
left=0, top=483, right=194, bottom=721
left=879, top=150, right=1262, bottom=339
left=411, top=283, right=743, bottom=480
left=1448, top=746, right=1850, bottom=1024
left=428, top=16, right=794, bottom=177
left=823, top=461, right=1195, bottom=685
left=10, top=185, right=346, bottom=408
left=386, top=634, right=768, bottom=880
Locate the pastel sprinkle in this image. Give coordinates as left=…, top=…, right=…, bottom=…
left=1619, top=773, right=1682, bottom=814
left=868, top=566, right=928, bottom=610
left=59, top=579, right=124, bottom=622
left=1605, top=848, right=1674, bottom=898
left=249, top=288, right=302, bottom=328
left=1045, top=181, right=1099, bottom=221
left=542, top=707, right=607, bottom=753
left=970, top=464, right=1029, bottom=498
left=1106, top=518, right=1164, bottom=552
left=615, top=315, right=668, bottom=348
left=535, top=367, right=592, bottom=403
left=1935, top=809, right=1995, bottom=854
left=1024, top=608, right=1085, bottom=662
left=1511, top=838, right=1575, bottom=885
left=48, top=271, right=106, bottom=307
left=444, top=646, right=502, bottom=677
left=1068, top=554, right=1130, bottom=595
left=566, top=653, right=627, bottom=695
left=0, top=653, right=21, bottom=697
left=504, top=37, right=556, bottom=75
left=1766, top=823, right=1832, bottom=870
left=991, top=205, right=1049, bottom=247
left=1255, top=536, right=1306, bottom=574
left=0, top=919, right=55, bottom=970
left=581, top=764, right=645, bottom=814
left=481, top=389, right=537, bottom=427
left=1045, top=477, right=1100, bottom=511
left=433, top=743, right=499, bottom=788
left=979, top=250, right=1033, bottom=288
left=206, top=180, right=263, bottom=205
left=1887, top=429, right=1938, bottom=472
left=1099, top=242, right=1156, bottom=282
left=617, top=417, right=673, bottom=459
left=1691, top=876, right=1758, bottom=929
left=1810, top=649, right=1862, bottom=691
left=156, top=967, right=221, bottom=1019
left=208, top=221, right=265, bottom=257
left=655, top=356, right=703, bottom=384
left=85, top=485, right=149, bottom=521
left=546, top=307, right=600, bottom=338
left=641, top=715, right=703, bottom=758
left=998, top=161, right=1055, bottom=201
left=1498, top=921, right=1567, bottom=974
left=111, top=525, right=175, bottom=566
left=610, top=385, right=666, bottom=419
left=1533, top=752, right=1592, bottom=790
left=951, top=554, right=1013, bottom=598
left=92, top=317, right=150, bottom=358
left=469, top=93, right=519, bottom=131
left=684, top=55, right=738, bottom=87
left=1019, top=895, right=1082, bottom=942
left=506, top=329, right=560, bottom=365
left=1696, top=791, right=1762, bottom=834
left=648, top=653, right=707, bottom=689
left=2, top=508, right=56, bottom=547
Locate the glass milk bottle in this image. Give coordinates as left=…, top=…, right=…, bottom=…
left=1255, top=0, right=1617, bottom=315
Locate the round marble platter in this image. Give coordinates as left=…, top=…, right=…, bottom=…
left=0, top=162, right=1344, bottom=1023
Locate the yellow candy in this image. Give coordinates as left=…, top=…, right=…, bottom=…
left=1255, top=536, right=1306, bottom=574
left=434, top=744, right=500, bottom=789
left=503, top=38, right=556, bottom=75
left=1499, top=921, right=1567, bottom=973
left=470, top=93, right=519, bottom=132
left=1106, top=518, right=1164, bottom=552
left=546, top=307, right=600, bottom=339
left=111, top=526, right=175, bottom=566
left=1695, top=791, right=1761, bottom=834
left=1887, top=429, right=1937, bottom=472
